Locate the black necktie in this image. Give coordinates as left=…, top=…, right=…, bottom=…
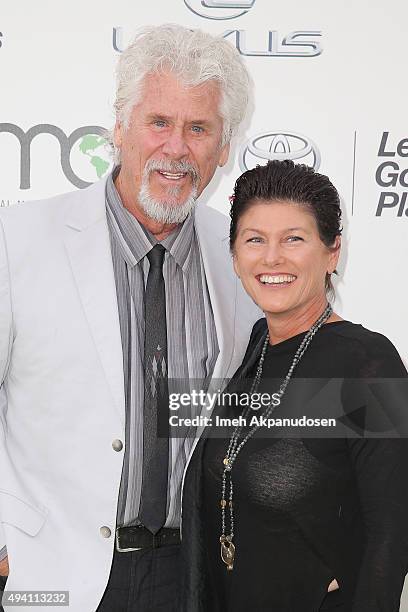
left=139, top=244, right=169, bottom=534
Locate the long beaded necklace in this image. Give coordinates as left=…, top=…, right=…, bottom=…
left=220, top=303, right=333, bottom=570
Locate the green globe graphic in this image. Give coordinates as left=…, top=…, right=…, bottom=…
left=79, top=134, right=111, bottom=179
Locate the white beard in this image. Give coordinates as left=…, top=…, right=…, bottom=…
left=138, top=159, right=200, bottom=224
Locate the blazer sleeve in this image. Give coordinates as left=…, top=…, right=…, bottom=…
left=0, top=217, right=14, bottom=555
left=345, top=337, right=408, bottom=612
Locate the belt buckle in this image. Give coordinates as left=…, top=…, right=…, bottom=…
left=115, top=528, right=143, bottom=553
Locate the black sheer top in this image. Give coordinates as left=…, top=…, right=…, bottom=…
left=181, top=320, right=408, bottom=612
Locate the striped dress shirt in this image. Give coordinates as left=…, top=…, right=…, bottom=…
left=105, top=170, right=219, bottom=528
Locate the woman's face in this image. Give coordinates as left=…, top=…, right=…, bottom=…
left=232, top=200, right=340, bottom=318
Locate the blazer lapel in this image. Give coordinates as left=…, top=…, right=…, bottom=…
left=194, top=202, right=261, bottom=386
left=194, top=203, right=235, bottom=384
left=63, top=179, right=125, bottom=424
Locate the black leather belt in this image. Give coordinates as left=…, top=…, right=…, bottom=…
left=115, top=525, right=180, bottom=552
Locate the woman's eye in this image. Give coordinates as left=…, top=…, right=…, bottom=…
left=247, top=236, right=263, bottom=243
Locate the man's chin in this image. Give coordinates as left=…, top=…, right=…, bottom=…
left=140, top=197, right=196, bottom=225
left=139, top=178, right=199, bottom=224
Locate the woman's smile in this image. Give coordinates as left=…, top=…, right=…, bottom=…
left=257, top=273, right=297, bottom=286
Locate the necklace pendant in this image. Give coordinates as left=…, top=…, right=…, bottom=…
left=220, top=535, right=235, bottom=570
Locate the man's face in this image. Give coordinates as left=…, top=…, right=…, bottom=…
left=114, top=71, right=230, bottom=222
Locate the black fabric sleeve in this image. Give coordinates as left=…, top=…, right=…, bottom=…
left=345, top=334, right=408, bottom=611
left=349, top=438, right=408, bottom=612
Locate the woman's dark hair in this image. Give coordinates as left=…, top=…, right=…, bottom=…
left=229, top=159, right=342, bottom=293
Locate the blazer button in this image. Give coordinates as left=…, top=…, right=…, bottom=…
left=100, top=526, right=112, bottom=538
left=112, top=439, right=123, bottom=452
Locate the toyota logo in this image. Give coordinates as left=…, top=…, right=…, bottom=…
left=239, top=131, right=321, bottom=172
left=184, top=0, right=255, bottom=20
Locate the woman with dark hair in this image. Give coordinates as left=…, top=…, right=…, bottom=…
left=181, top=160, right=408, bottom=611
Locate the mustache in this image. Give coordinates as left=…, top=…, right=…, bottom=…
left=144, top=158, right=201, bottom=184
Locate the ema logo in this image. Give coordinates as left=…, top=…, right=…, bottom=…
left=239, top=131, right=321, bottom=172
left=0, top=124, right=113, bottom=190
left=184, top=0, right=255, bottom=20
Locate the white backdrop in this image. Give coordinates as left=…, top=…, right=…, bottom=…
left=1, top=0, right=408, bottom=606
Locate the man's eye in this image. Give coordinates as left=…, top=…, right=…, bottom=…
left=191, top=125, right=204, bottom=133
left=286, top=236, right=303, bottom=243
left=153, top=120, right=167, bottom=128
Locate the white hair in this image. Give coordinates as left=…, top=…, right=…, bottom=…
left=108, top=23, right=250, bottom=161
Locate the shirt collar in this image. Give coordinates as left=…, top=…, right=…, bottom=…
left=161, top=212, right=195, bottom=271
left=105, top=168, right=196, bottom=271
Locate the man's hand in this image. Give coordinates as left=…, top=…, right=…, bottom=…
left=0, top=556, right=9, bottom=577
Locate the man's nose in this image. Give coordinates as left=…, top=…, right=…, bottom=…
left=161, top=128, right=189, bottom=159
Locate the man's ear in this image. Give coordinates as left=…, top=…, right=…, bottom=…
left=218, top=142, right=230, bottom=168
left=113, top=121, right=122, bottom=149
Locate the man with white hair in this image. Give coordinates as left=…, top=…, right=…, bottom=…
left=0, top=24, right=259, bottom=611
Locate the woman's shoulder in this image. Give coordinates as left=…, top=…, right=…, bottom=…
left=328, top=320, right=400, bottom=357
left=250, top=317, right=268, bottom=341
left=246, top=317, right=268, bottom=352
left=234, top=318, right=268, bottom=375
left=326, top=321, right=407, bottom=377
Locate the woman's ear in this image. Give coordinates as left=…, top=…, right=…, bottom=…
left=328, top=235, right=341, bottom=274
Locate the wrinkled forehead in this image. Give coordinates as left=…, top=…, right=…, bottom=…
left=239, top=198, right=316, bottom=221
left=234, top=199, right=323, bottom=238
left=137, top=70, right=223, bottom=118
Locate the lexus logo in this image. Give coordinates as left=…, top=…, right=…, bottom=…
left=239, top=131, right=321, bottom=172
left=184, top=0, right=255, bottom=20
